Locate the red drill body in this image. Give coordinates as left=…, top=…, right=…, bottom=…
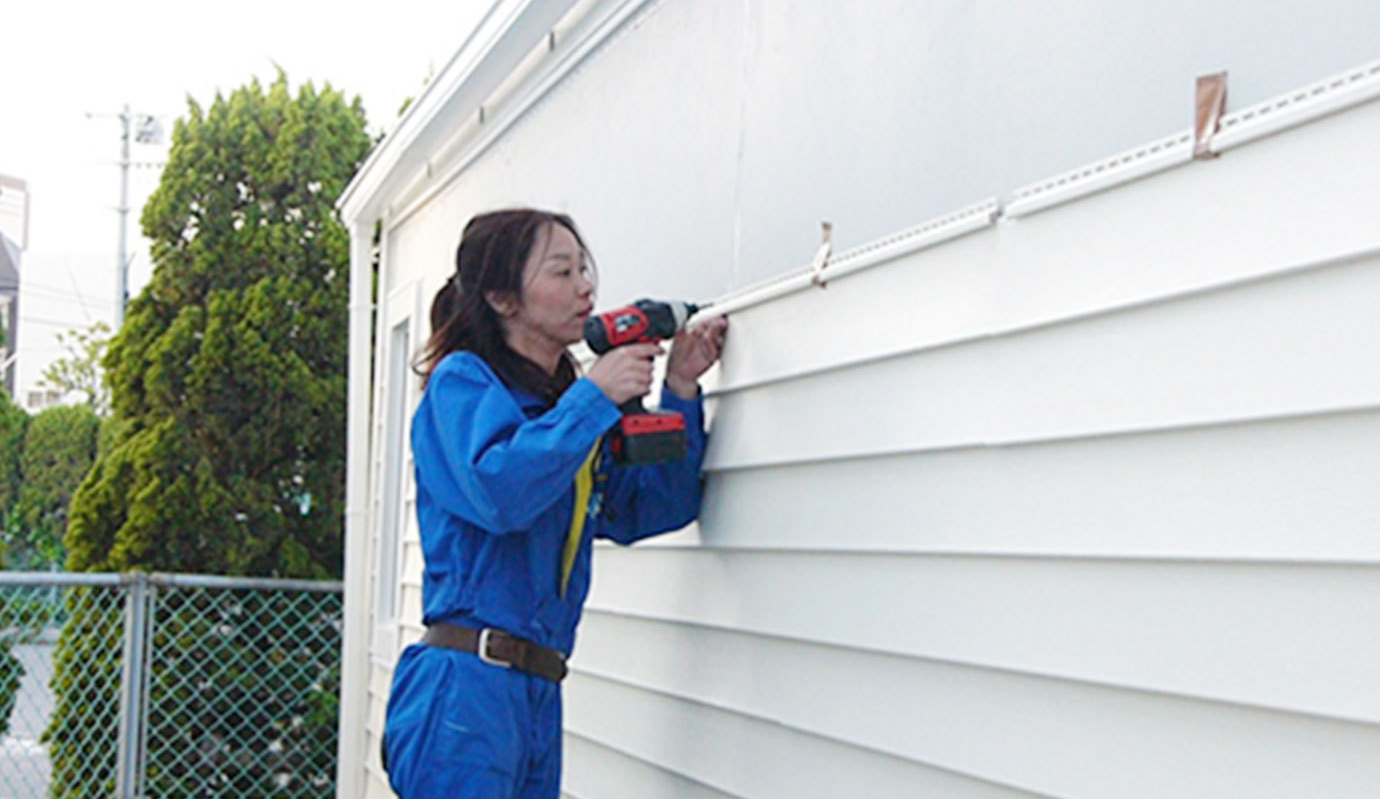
left=583, top=299, right=702, bottom=465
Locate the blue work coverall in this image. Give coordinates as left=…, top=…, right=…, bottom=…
left=383, top=351, right=706, bottom=798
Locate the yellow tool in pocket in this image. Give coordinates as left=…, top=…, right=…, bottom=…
left=560, top=437, right=602, bottom=598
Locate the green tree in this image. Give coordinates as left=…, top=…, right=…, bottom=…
left=10, top=405, right=100, bottom=569
left=0, top=392, right=28, bottom=521
left=39, top=321, right=112, bottom=415
left=50, top=72, right=371, bottom=798
left=67, top=70, right=369, bottom=578
left=0, top=393, right=29, bottom=573
left=0, top=394, right=32, bottom=744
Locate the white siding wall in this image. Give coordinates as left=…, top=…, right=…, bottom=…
left=565, top=96, right=1380, bottom=797
left=350, top=2, right=1380, bottom=795
left=375, top=0, right=1380, bottom=302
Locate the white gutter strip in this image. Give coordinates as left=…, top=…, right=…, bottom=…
left=1210, top=57, right=1380, bottom=153
left=1003, top=129, right=1194, bottom=219
left=702, top=199, right=1001, bottom=319
left=821, top=200, right=1001, bottom=284
left=1003, top=56, right=1380, bottom=219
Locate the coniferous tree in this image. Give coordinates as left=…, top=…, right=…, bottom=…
left=0, top=393, right=27, bottom=521
left=65, top=72, right=370, bottom=578
left=11, top=404, right=100, bottom=569
left=50, top=72, right=371, bottom=798
left=0, top=394, right=31, bottom=743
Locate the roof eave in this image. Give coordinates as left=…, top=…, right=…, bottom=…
left=337, top=0, right=579, bottom=227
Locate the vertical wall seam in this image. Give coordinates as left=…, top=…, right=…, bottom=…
left=729, top=0, right=759, bottom=292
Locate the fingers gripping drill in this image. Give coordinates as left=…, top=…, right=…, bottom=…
left=583, top=299, right=702, bottom=465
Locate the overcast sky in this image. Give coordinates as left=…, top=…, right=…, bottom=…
left=0, top=1, right=489, bottom=405
left=2, top=0, right=490, bottom=285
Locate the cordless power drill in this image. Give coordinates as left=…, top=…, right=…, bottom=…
left=584, top=298, right=702, bottom=465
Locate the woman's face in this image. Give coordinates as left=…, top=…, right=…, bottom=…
left=495, top=221, right=595, bottom=365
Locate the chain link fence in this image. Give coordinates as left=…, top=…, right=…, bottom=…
left=0, top=572, right=342, bottom=798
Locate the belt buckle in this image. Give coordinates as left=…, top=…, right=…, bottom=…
left=477, top=628, right=513, bottom=669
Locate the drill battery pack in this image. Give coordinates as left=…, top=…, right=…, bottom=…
left=610, top=411, right=688, bottom=465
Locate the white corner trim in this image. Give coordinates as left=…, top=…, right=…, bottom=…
left=336, top=219, right=379, bottom=798
left=1210, top=57, right=1380, bottom=153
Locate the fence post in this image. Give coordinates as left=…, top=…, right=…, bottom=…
left=138, top=578, right=157, bottom=799
left=116, top=573, right=151, bottom=799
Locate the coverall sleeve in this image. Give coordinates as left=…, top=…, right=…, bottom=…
left=597, top=386, right=707, bottom=544
left=414, top=355, right=622, bottom=533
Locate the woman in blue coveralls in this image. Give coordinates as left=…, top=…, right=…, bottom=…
left=383, top=208, right=727, bottom=798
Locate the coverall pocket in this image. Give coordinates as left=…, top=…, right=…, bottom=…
left=386, top=645, right=523, bottom=797
left=433, top=710, right=506, bottom=766
left=392, top=722, right=514, bottom=798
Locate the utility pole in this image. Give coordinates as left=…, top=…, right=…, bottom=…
left=91, top=105, right=162, bottom=329
left=116, top=104, right=131, bottom=329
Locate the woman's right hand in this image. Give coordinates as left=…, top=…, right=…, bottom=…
left=587, top=343, right=663, bottom=405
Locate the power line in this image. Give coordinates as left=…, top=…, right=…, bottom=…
left=19, top=315, right=108, bottom=330
left=0, top=282, right=115, bottom=307
left=7, top=289, right=114, bottom=309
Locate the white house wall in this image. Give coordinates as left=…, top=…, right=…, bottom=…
left=377, top=0, right=1380, bottom=303
left=566, top=96, right=1380, bottom=797
left=716, top=0, right=1380, bottom=283
left=348, top=1, right=1380, bottom=795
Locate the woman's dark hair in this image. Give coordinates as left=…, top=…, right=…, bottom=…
left=414, top=208, right=595, bottom=405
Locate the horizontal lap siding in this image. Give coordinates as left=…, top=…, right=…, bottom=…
left=573, top=611, right=1380, bottom=798
left=573, top=97, right=1380, bottom=795
left=586, top=549, right=1380, bottom=723
left=563, top=733, right=740, bottom=799
left=399, top=538, right=426, bottom=632
left=698, top=409, right=1380, bottom=559
left=707, top=248, right=1380, bottom=469
left=363, top=662, right=394, bottom=798
left=564, top=670, right=1048, bottom=798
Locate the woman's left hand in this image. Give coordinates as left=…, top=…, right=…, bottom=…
left=665, top=316, right=728, bottom=400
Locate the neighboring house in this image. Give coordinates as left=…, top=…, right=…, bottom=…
left=0, top=174, right=115, bottom=411
left=11, top=251, right=113, bottom=414
left=0, top=174, right=27, bottom=250
left=0, top=174, right=26, bottom=397
left=0, top=234, right=17, bottom=398
left=337, top=2, right=1380, bottom=796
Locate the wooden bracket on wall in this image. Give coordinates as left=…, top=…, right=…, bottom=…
left=1194, top=71, right=1228, bottom=160
left=810, top=221, right=833, bottom=288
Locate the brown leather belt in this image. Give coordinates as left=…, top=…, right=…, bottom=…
left=422, top=623, right=568, bottom=683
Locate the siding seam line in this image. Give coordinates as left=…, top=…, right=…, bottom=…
left=705, top=400, right=1380, bottom=473
left=706, top=242, right=1380, bottom=398
left=565, top=667, right=1060, bottom=799
left=603, top=541, right=1380, bottom=567
left=563, top=729, right=747, bottom=799
left=576, top=606, right=1380, bottom=730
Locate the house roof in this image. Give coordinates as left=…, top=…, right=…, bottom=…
left=336, top=0, right=579, bottom=226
